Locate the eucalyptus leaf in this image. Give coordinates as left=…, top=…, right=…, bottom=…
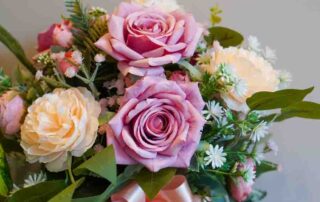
left=8, top=180, right=67, bottom=202
left=135, top=167, right=176, bottom=200
left=73, top=145, right=117, bottom=184
left=49, top=178, right=84, bottom=202
left=256, top=161, right=278, bottom=177
left=0, top=24, right=35, bottom=74
left=247, top=87, right=314, bottom=110
left=276, top=101, right=320, bottom=121
left=98, top=112, right=115, bottom=125
left=205, top=26, right=244, bottom=47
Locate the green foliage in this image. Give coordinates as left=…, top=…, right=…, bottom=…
left=256, top=161, right=278, bottom=177
left=210, top=5, right=223, bottom=25
left=48, top=178, right=84, bottom=202
left=276, top=101, right=320, bottom=121
left=0, top=144, right=12, bottom=196
left=247, top=87, right=314, bottom=110
left=98, top=111, right=115, bottom=125
left=8, top=180, right=67, bottom=202
left=205, top=26, right=244, bottom=47
left=74, top=146, right=117, bottom=184
left=0, top=24, right=35, bottom=74
left=0, top=68, right=12, bottom=95
left=134, top=168, right=176, bottom=200
left=245, top=189, right=267, bottom=202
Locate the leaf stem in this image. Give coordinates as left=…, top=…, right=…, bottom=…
left=67, top=153, right=76, bottom=184
left=207, top=169, right=232, bottom=176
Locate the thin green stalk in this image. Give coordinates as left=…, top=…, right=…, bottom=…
left=67, top=154, right=76, bottom=184
left=207, top=169, right=233, bottom=176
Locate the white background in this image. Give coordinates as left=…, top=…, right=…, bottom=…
left=0, top=0, right=320, bottom=201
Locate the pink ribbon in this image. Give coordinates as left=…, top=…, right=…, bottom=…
left=111, top=175, right=201, bottom=202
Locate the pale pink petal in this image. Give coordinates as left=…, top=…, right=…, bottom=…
left=114, top=2, right=142, bottom=18
left=118, top=62, right=164, bottom=76
left=108, top=15, right=125, bottom=43
left=111, top=39, right=143, bottom=60
left=183, top=26, right=203, bottom=57
left=95, top=34, right=127, bottom=61
left=178, top=82, right=205, bottom=111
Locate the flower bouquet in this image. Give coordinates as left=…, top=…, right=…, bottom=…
left=0, top=0, right=319, bottom=201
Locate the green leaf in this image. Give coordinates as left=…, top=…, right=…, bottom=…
left=135, top=168, right=176, bottom=200
left=98, top=112, right=115, bottom=125
left=245, top=189, right=267, bottom=202
left=49, top=178, right=84, bottom=202
left=178, top=60, right=202, bottom=81
left=205, top=26, right=244, bottom=47
left=247, top=87, right=314, bottom=110
left=0, top=144, right=12, bottom=196
left=256, top=161, right=278, bottom=177
left=8, top=180, right=67, bottom=202
left=276, top=101, right=320, bottom=121
left=0, top=24, right=35, bottom=74
left=73, top=145, right=117, bottom=184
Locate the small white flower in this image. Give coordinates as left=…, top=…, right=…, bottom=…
left=248, top=35, right=262, bottom=53
left=251, top=121, right=269, bottom=142
left=51, top=51, right=65, bottom=61
left=203, top=101, right=224, bottom=121
left=278, top=70, right=292, bottom=89
left=35, top=70, right=43, bottom=81
left=64, top=67, right=77, bottom=78
left=204, top=145, right=227, bottom=169
left=264, top=46, right=277, bottom=63
left=23, top=172, right=47, bottom=188
left=72, top=50, right=83, bottom=65
left=89, top=6, right=107, bottom=14
left=267, top=140, right=279, bottom=155
left=243, top=163, right=256, bottom=184
left=10, top=184, right=20, bottom=195
left=254, top=152, right=264, bottom=165
left=233, top=79, right=248, bottom=98
left=94, top=53, right=106, bottom=63
left=129, top=0, right=181, bottom=12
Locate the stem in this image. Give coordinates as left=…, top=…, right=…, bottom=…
left=80, top=64, right=99, bottom=98
left=67, top=153, right=75, bottom=184
left=207, top=169, right=232, bottom=176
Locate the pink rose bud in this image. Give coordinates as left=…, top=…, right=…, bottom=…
left=229, top=177, right=253, bottom=202
left=169, top=71, right=190, bottom=82
left=37, top=20, right=73, bottom=52
left=56, top=51, right=81, bottom=78
left=0, top=91, right=25, bottom=135
left=95, top=2, right=203, bottom=76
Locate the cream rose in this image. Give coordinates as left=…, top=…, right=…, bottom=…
left=128, top=0, right=181, bottom=12
left=20, top=88, right=101, bottom=172
left=205, top=43, right=279, bottom=112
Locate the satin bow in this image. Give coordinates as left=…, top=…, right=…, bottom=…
left=111, top=175, right=201, bottom=202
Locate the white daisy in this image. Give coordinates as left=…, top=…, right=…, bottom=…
left=243, top=163, right=256, bottom=184
left=10, top=184, right=20, bottom=195
left=233, top=79, right=248, bottom=98
left=253, top=152, right=264, bottom=165
left=248, top=35, right=262, bottom=53
left=204, top=145, right=227, bottom=169
left=264, top=46, right=277, bottom=63
left=278, top=70, right=292, bottom=89
left=94, top=53, right=106, bottom=63
left=23, top=172, right=47, bottom=188
left=64, top=67, right=77, bottom=78
left=203, top=101, right=224, bottom=121
left=251, top=121, right=269, bottom=142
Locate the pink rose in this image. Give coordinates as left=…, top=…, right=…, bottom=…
left=169, top=70, right=190, bottom=82
left=95, top=2, right=203, bottom=76
left=37, top=20, right=73, bottom=52
left=0, top=91, right=25, bottom=135
left=229, top=177, right=253, bottom=202
left=106, top=76, right=205, bottom=171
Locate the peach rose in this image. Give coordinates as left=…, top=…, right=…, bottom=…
left=206, top=42, right=279, bottom=112
left=20, top=88, right=101, bottom=172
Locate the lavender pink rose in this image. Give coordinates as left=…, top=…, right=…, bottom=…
left=37, top=20, right=73, bottom=52
left=95, top=2, right=203, bottom=76
left=106, top=76, right=205, bottom=172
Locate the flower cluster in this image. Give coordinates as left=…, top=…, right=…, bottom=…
left=0, top=0, right=318, bottom=202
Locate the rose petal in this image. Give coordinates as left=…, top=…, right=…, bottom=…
left=118, top=62, right=164, bottom=76
left=95, top=34, right=127, bottom=61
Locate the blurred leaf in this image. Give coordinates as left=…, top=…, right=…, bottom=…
left=245, top=189, right=267, bottom=202
left=247, top=87, right=314, bottom=110
left=0, top=136, right=23, bottom=153
left=98, top=112, right=115, bottom=125
left=135, top=168, right=176, bottom=200
left=8, top=180, right=67, bottom=202
left=0, top=68, right=12, bottom=94
left=0, top=24, right=35, bottom=74
left=178, top=60, right=202, bottom=81
left=276, top=101, right=320, bottom=121
left=73, top=145, right=117, bottom=184
left=205, top=26, right=244, bottom=47
left=0, top=144, right=12, bottom=196
left=210, top=5, right=223, bottom=25
left=49, top=178, right=84, bottom=202
left=256, top=161, right=278, bottom=177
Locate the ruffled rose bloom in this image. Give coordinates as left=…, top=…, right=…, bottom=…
left=128, top=0, right=181, bottom=12
left=229, top=177, right=253, bottom=202
left=205, top=42, right=279, bottom=112
left=37, top=20, right=73, bottom=52
left=20, top=88, right=101, bottom=172
left=95, top=2, right=203, bottom=76
left=0, top=91, right=25, bottom=135
left=106, top=76, right=205, bottom=172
